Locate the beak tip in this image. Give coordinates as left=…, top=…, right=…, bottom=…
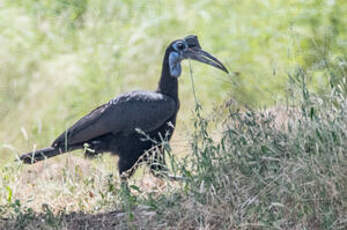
left=188, top=48, right=229, bottom=75
left=219, top=65, right=229, bottom=74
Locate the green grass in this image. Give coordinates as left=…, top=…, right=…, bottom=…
left=1, top=0, right=346, bottom=161
left=0, top=0, right=346, bottom=229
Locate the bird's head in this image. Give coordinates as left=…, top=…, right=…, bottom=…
left=167, top=35, right=229, bottom=78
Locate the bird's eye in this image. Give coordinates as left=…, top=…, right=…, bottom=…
left=176, top=42, right=185, bottom=50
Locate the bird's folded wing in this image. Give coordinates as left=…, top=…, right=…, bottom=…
left=52, top=91, right=177, bottom=146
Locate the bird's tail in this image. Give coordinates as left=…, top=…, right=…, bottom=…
left=19, top=145, right=80, bottom=164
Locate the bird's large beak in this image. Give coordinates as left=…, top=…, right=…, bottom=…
left=184, top=48, right=229, bottom=74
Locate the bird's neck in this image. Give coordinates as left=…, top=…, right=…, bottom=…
left=157, top=52, right=179, bottom=101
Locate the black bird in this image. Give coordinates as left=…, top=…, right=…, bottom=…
left=19, top=35, right=228, bottom=179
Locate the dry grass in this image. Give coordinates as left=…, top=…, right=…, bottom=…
left=1, top=68, right=346, bottom=229
left=1, top=91, right=346, bottom=229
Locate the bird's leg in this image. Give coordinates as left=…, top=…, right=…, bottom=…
left=147, top=147, right=168, bottom=178
left=148, top=146, right=186, bottom=182
left=118, top=154, right=146, bottom=194
left=118, top=155, right=143, bottom=180
left=119, top=147, right=184, bottom=182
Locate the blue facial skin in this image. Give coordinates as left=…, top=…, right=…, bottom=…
left=169, top=51, right=182, bottom=78
left=169, top=40, right=189, bottom=78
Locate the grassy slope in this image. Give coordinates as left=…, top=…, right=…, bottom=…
left=0, top=0, right=346, bottom=229
left=1, top=0, right=345, bottom=160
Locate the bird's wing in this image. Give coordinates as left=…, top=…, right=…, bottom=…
left=52, top=91, right=177, bottom=146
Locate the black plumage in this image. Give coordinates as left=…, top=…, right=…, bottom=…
left=19, top=35, right=228, bottom=179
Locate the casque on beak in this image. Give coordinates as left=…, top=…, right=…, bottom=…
left=183, top=35, right=229, bottom=73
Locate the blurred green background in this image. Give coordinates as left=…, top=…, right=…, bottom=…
left=0, top=0, right=346, bottom=163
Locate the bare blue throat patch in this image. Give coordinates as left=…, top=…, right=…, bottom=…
left=169, top=51, right=181, bottom=78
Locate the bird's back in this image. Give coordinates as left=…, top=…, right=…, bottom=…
left=52, top=90, right=178, bottom=147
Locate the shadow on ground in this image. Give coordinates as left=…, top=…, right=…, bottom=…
left=0, top=206, right=158, bottom=230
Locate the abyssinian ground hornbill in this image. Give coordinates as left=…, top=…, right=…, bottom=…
left=20, top=35, right=228, bottom=180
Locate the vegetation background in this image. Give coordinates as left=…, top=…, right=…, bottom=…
left=0, top=0, right=346, bottom=229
